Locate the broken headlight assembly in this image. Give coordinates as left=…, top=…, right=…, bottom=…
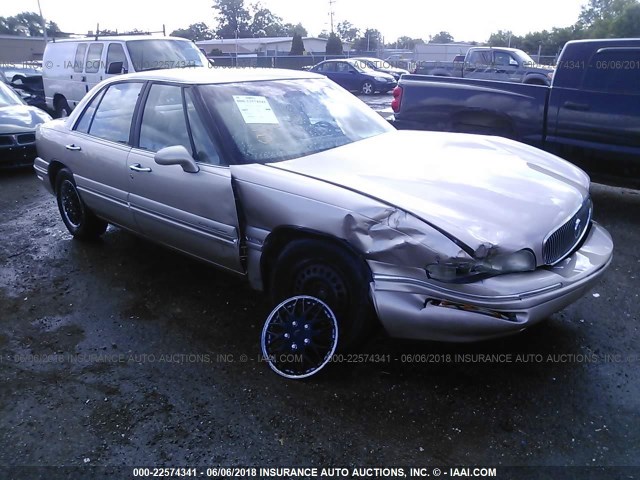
left=426, top=249, right=536, bottom=283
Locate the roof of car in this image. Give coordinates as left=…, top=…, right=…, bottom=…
left=110, top=67, right=322, bottom=84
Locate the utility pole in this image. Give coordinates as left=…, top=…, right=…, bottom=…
left=37, top=0, right=47, bottom=43
left=328, top=0, right=335, bottom=33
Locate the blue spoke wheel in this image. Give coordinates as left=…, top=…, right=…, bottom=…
left=261, top=296, right=338, bottom=379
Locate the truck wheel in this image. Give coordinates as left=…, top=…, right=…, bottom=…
left=269, top=239, right=375, bottom=350
left=55, top=168, right=108, bottom=240
left=361, top=81, right=375, bottom=95
left=54, top=97, right=71, bottom=118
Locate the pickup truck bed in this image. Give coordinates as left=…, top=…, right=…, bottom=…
left=391, top=39, right=640, bottom=188
left=392, top=75, right=550, bottom=147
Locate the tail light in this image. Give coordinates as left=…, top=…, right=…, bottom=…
left=391, top=86, right=403, bottom=113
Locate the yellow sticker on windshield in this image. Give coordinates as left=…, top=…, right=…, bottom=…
left=233, top=95, right=279, bottom=124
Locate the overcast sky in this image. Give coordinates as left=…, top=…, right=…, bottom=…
left=4, top=0, right=587, bottom=43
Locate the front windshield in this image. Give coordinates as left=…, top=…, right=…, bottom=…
left=198, top=78, right=393, bottom=164
left=513, top=51, right=537, bottom=67
left=0, top=83, right=24, bottom=107
left=126, top=39, right=207, bottom=71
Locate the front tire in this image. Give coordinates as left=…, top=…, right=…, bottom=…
left=55, top=168, right=107, bottom=240
left=270, top=239, right=375, bottom=349
left=361, top=81, right=375, bottom=95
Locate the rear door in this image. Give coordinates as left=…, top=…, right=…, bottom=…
left=69, top=43, right=89, bottom=108
left=332, top=61, right=360, bottom=91
left=63, top=81, right=144, bottom=229
left=126, top=83, right=243, bottom=271
left=83, top=42, right=105, bottom=94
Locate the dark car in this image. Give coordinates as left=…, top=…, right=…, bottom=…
left=0, top=82, right=52, bottom=168
left=0, top=64, right=47, bottom=112
left=350, top=57, right=409, bottom=81
left=310, top=59, right=396, bottom=95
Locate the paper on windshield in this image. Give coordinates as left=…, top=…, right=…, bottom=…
left=233, top=95, right=279, bottom=124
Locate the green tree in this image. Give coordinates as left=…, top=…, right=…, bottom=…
left=487, top=30, right=523, bottom=47
left=285, top=23, right=307, bottom=37
left=325, top=32, right=343, bottom=54
left=430, top=31, right=454, bottom=43
left=393, top=36, right=424, bottom=49
left=212, top=0, right=252, bottom=38
left=171, top=22, right=215, bottom=41
left=353, top=28, right=381, bottom=52
left=250, top=3, right=287, bottom=37
left=0, top=11, right=65, bottom=37
left=317, top=30, right=330, bottom=39
left=610, top=2, right=640, bottom=36
left=579, top=0, right=638, bottom=36
left=289, top=32, right=304, bottom=55
left=336, top=21, right=359, bottom=43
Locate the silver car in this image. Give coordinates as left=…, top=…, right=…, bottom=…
left=35, top=68, right=613, bottom=350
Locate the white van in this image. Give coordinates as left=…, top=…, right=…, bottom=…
left=43, top=35, right=208, bottom=117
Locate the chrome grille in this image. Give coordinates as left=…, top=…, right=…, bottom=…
left=543, top=198, right=592, bottom=265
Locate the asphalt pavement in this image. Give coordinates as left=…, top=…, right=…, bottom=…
left=0, top=153, right=639, bottom=478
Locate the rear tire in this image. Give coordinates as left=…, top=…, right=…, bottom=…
left=55, top=168, right=107, bottom=240
left=270, top=239, right=375, bottom=350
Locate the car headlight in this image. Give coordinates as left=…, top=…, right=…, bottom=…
left=426, top=249, right=536, bottom=283
left=374, top=76, right=389, bottom=82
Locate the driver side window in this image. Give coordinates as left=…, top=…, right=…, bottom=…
left=139, top=84, right=190, bottom=153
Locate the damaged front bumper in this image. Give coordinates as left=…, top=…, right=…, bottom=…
left=370, top=222, right=613, bottom=342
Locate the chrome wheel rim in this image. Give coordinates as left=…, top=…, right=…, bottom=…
left=261, top=296, right=338, bottom=379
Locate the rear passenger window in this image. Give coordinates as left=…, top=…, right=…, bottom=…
left=85, top=43, right=104, bottom=73
left=73, top=43, right=87, bottom=73
left=75, top=87, right=106, bottom=133
left=139, top=84, right=190, bottom=152
left=88, top=82, right=143, bottom=143
left=582, top=49, right=640, bottom=95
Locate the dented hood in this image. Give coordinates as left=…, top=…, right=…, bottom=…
left=271, top=130, right=590, bottom=253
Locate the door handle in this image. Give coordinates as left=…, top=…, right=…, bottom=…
left=129, top=164, right=152, bottom=173
left=65, top=144, right=81, bottom=151
left=563, top=101, right=590, bottom=111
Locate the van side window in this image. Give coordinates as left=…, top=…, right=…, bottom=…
left=106, top=43, right=128, bottom=74
left=73, top=43, right=87, bottom=73
left=85, top=43, right=104, bottom=74
left=582, top=49, right=640, bottom=95
left=87, top=82, right=143, bottom=143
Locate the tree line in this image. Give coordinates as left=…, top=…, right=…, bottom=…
left=2, top=0, right=638, bottom=57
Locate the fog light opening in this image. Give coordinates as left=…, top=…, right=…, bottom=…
left=425, top=299, right=517, bottom=322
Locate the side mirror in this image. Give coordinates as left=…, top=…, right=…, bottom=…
left=106, top=61, right=124, bottom=75
left=154, top=146, right=199, bottom=173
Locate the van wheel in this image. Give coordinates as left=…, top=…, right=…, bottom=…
left=54, top=97, right=71, bottom=118
left=270, top=239, right=375, bottom=350
left=55, top=168, right=108, bottom=240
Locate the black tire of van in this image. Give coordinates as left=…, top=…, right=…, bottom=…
left=54, top=97, right=71, bottom=118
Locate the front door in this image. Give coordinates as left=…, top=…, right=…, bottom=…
left=127, top=83, right=243, bottom=272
